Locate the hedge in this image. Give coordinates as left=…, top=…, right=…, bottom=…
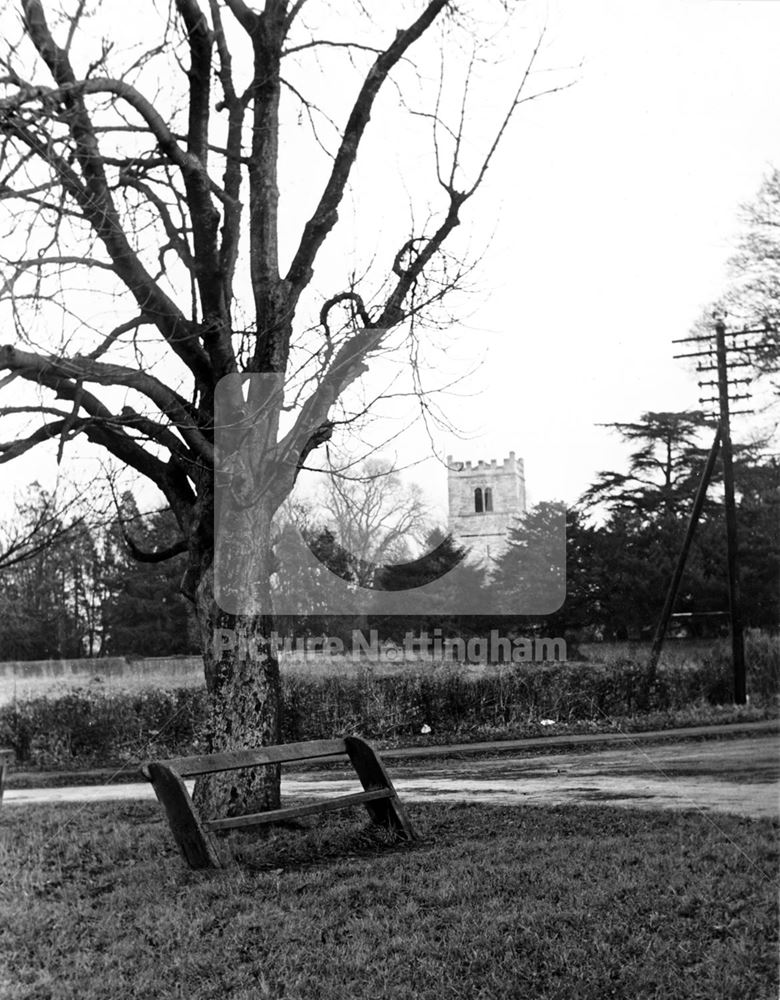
left=1, top=634, right=777, bottom=767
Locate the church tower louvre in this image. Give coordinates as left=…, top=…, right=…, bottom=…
left=446, top=451, right=526, bottom=566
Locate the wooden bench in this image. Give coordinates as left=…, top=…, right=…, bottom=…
left=142, top=736, right=417, bottom=869
left=0, top=749, right=14, bottom=803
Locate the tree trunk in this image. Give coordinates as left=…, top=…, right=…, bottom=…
left=191, top=504, right=282, bottom=818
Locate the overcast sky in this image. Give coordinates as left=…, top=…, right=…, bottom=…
left=395, top=0, right=780, bottom=518
left=2, top=0, right=779, bottom=526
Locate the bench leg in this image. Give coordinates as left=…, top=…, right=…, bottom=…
left=147, top=763, right=221, bottom=870
left=345, top=736, right=418, bottom=841
left=0, top=751, right=14, bottom=804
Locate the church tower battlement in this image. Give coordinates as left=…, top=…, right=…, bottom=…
left=446, top=451, right=526, bottom=565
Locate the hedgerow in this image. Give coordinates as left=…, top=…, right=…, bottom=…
left=1, top=634, right=776, bottom=767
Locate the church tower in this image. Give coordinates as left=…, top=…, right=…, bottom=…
left=446, top=451, right=526, bottom=565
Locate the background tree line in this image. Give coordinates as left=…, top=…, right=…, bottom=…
left=0, top=490, right=199, bottom=660
left=1, top=406, right=775, bottom=662
left=500, top=410, right=778, bottom=644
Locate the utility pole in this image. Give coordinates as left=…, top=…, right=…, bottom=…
left=713, top=318, right=746, bottom=703
left=658, top=315, right=770, bottom=704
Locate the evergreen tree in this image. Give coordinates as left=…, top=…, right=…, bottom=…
left=582, top=411, right=718, bottom=522
left=0, top=486, right=95, bottom=659
left=101, top=495, right=198, bottom=657
left=371, top=528, right=487, bottom=642
left=492, top=503, right=595, bottom=640
left=574, top=411, right=778, bottom=638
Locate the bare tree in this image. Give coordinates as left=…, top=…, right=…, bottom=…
left=0, top=484, right=84, bottom=571
left=695, top=167, right=780, bottom=385
left=0, top=0, right=564, bottom=813
left=318, top=457, right=430, bottom=587
left=727, top=168, right=780, bottom=338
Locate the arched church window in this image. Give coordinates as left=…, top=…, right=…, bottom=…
left=484, top=488, right=493, bottom=512
left=474, top=487, right=483, bottom=513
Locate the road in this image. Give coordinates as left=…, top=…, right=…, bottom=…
left=4, top=732, right=778, bottom=818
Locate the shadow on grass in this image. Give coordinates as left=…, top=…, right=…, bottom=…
left=222, top=809, right=425, bottom=874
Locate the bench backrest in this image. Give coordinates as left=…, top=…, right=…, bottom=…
left=142, top=737, right=347, bottom=779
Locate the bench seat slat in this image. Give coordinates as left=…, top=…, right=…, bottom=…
left=146, top=738, right=348, bottom=778
left=203, top=788, right=393, bottom=832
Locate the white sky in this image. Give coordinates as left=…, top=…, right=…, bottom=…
left=2, top=0, right=779, bottom=525
left=405, top=0, right=780, bottom=517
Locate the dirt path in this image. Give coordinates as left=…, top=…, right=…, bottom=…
left=5, top=733, right=778, bottom=818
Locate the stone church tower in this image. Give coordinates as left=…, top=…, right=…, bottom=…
left=447, top=451, right=526, bottom=566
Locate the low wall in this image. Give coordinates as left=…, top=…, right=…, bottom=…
left=0, top=656, right=206, bottom=705
left=0, top=655, right=204, bottom=680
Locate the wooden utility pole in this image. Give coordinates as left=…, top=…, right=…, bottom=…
left=713, top=318, right=746, bottom=704
left=659, top=316, right=765, bottom=705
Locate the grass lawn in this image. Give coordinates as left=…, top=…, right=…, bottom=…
left=1, top=800, right=777, bottom=999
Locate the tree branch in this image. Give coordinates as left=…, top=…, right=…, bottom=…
left=319, top=291, right=371, bottom=342
left=0, top=415, right=89, bottom=462
left=6, top=111, right=211, bottom=385
left=122, top=532, right=189, bottom=563
left=283, top=39, right=384, bottom=57
left=246, top=4, right=287, bottom=371
left=223, top=0, right=259, bottom=35
left=210, top=0, right=245, bottom=312
left=284, top=0, right=450, bottom=311
left=14, top=1, right=214, bottom=382
left=85, top=315, right=150, bottom=360
left=175, top=0, right=213, bottom=165
left=0, top=344, right=213, bottom=464
left=283, top=0, right=309, bottom=34
left=117, top=173, right=195, bottom=270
